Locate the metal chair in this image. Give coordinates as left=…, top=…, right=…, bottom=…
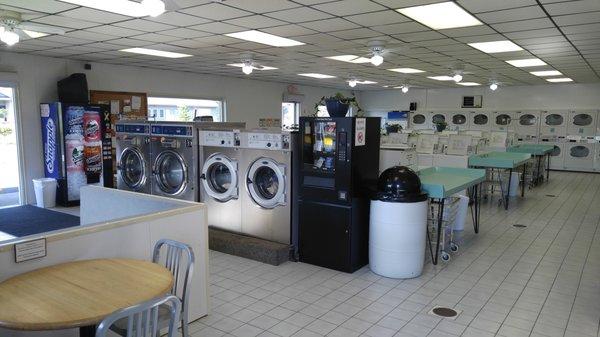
left=111, top=239, right=195, bottom=337
left=96, top=295, right=181, bottom=337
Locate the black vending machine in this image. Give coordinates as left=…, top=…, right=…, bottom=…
left=297, top=116, right=380, bottom=272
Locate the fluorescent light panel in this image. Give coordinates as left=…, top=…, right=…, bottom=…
left=457, top=82, right=481, bottom=86
left=506, top=58, right=546, bottom=67
left=357, top=80, right=377, bottom=84
left=428, top=75, right=454, bottom=81
left=468, top=40, right=523, bottom=53
left=22, top=30, right=49, bottom=38
left=388, top=68, right=425, bottom=74
left=60, top=0, right=147, bottom=17
left=530, top=70, right=562, bottom=77
left=397, top=1, right=482, bottom=30
left=298, top=73, right=335, bottom=79
left=326, top=55, right=371, bottom=63
left=120, top=48, right=192, bottom=58
left=546, top=78, right=573, bottom=83
left=227, top=63, right=277, bottom=70
left=226, top=30, right=304, bottom=47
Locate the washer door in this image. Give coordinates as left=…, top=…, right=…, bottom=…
left=201, top=153, right=238, bottom=202
left=154, top=150, right=188, bottom=195
left=119, top=147, right=147, bottom=190
left=246, top=157, right=286, bottom=209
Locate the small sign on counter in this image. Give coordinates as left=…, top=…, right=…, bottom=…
left=14, top=238, right=47, bottom=263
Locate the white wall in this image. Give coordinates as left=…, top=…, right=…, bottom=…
left=359, top=83, right=600, bottom=117
left=0, top=51, right=348, bottom=203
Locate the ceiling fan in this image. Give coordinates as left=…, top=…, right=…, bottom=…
left=0, top=10, right=65, bottom=46
left=363, top=40, right=410, bottom=66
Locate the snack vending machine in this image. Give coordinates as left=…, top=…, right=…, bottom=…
left=41, top=102, right=113, bottom=206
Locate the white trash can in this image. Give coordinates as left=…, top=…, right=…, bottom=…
left=369, top=166, right=429, bottom=279
left=33, top=178, right=57, bottom=208
left=453, top=194, right=470, bottom=231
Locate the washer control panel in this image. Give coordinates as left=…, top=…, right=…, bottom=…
left=245, top=132, right=289, bottom=150
left=199, top=130, right=238, bottom=147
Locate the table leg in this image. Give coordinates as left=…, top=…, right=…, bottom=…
left=505, top=168, right=512, bottom=210
left=536, top=156, right=542, bottom=185
left=427, top=199, right=445, bottom=265
left=80, top=325, right=96, bottom=337
left=473, top=183, right=481, bottom=234
left=521, top=164, right=526, bottom=197
left=547, top=153, right=550, bottom=181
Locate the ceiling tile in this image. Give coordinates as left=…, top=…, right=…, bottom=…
left=224, top=15, right=287, bottom=29
left=457, top=0, right=537, bottom=13
left=224, top=0, right=301, bottom=13
left=475, top=6, right=546, bottom=24
left=298, top=18, right=360, bottom=32
left=147, top=12, right=211, bottom=26
left=261, top=24, right=318, bottom=37
left=0, top=0, right=76, bottom=14
left=158, top=28, right=213, bottom=39
left=31, top=15, right=97, bottom=29
left=85, top=25, right=146, bottom=38
left=265, top=7, right=334, bottom=23
left=543, top=0, right=600, bottom=16
left=554, top=12, right=600, bottom=26
left=345, top=10, right=409, bottom=26
left=371, top=22, right=428, bottom=35
left=492, top=18, right=555, bottom=33
left=190, top=22, right=243, bottom=34
left=113, top=19, right=176, bottom=32
left=312, top=0, right=387, bottom=16
left=59, top=7, right=130, bottom=24
left=181, top=3, right=251, bottom=20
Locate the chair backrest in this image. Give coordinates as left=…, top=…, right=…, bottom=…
left=152, top=239, right=195, bottom=319
left=96, top=295, right=181, bottom=337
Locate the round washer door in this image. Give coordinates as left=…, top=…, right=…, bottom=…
left=119, top=147, right=147, bottom=190
left=154, top=150, right=188, bottom=195
left=246, top=157, right=286, bottom=209
left=201, top=153, right=238, bottom=202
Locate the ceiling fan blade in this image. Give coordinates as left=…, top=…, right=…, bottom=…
left=163, top=0, right=182, bottom=10
left=18, top=23, right=65, bottom=35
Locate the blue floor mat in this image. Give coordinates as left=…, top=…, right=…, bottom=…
left=0, top=205, right=80, bottom=237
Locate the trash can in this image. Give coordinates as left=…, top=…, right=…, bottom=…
left=453, top=194, right=470, bottom=231
left=33, top=178, right=57, bottom=208
left=369, top=166, right=429, bottom=278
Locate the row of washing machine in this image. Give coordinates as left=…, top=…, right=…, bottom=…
left=115, top=120, right=297, bottom=245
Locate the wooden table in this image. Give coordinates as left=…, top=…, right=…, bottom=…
left=0, top=258, right=173, bottom=337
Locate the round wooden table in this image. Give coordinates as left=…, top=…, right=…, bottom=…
left=0, top=258, right=173, bottom=337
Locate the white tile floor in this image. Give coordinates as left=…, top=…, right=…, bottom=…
left=192, top=171, right=600, bottom=337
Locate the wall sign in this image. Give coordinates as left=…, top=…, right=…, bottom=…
left=355, top=118, right=366, bottom=146
left=14, top=238, right=47, bottom=263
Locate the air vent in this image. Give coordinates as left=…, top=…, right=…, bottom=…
left=462, top=95, right=482, bottom=108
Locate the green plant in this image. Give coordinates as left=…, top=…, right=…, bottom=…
left=0, top=126, right=13, bottom=137
left=177, top=105, right=192, bottom=121
left=433, top=120, right=447, bottom=126
left=314, top=92, right=363, bottom=116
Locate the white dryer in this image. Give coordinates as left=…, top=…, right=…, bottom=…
left=239, top=130, right=295, bottom=245
left=515, top=110, right=540, bottom=143
left=468, top=111, right=491, bottom=131
left=115, top=121, right=151, bottom=194
left=409, top=111, right=431, bottom=130
left=448, top=111, right=470, bottom=131
left=568, top=110, right=598, bottom=137
left=540, top=110, right=568, bottom=137
left=431, top=111, right=447, bottom=128
left=595, top=141, right=600, bottom=172
left=491, top=111, right=516, bottom=132
left=540, top=136, right=565, bottom=170
left=199, top=130, right=242, bottom=233
left=564, top=140, right=594, bottom=172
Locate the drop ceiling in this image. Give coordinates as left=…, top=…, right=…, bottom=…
left=1, top=0, right=599, bottom=90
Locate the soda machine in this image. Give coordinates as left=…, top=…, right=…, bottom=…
left=41, top=102, right=113, bottom=206
left=297, top=117, right=380, bottom=272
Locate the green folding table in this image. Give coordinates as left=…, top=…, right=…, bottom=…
left=469, top=152, right=532, bottom=210
left=507, top=144, right=554, bottom=185
left=417, top=167, right=486, bottom=265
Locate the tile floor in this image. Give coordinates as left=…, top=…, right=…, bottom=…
left=192, top=171, right=600, bottom=337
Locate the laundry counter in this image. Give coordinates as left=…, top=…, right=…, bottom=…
left=0, top=186, right=209, bottom=337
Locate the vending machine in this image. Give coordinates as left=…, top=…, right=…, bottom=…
left=297, top=117, right=380, bottom=272
left=41, top=102, right=113, bottom=206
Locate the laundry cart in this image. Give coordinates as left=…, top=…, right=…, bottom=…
left=568, top=110, right=598, bottom=137
left=410, top=111, right=432, bottom=130
left=448, top=111, right=470, bottom=131
left=515, top=110, right=540, bottom=144
left=540, top=110, right=568, bottom=137
left=469, top=111, right=491, bottom=131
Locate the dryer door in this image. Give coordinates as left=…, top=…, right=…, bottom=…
left=119, top=147, right=147, bottom=190
left=201, top=153, right=238, bottom=202
left=570, top=145, right=591, bottom=159
left=246, top=157, right=286, bottom=209
left=154, top=150, right=188, bottom=195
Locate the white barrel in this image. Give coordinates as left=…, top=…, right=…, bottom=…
left=502, top=172, right=520, bottom=196
left=369, top=200, right=428, bottom=278
left=453, top=194, right=470, bottom=231
left=33, top=178, right=57, bottom=208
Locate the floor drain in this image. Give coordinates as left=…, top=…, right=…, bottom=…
left=546, top=194, right=556, bottom=197
left=513, top=224, right=527, bottom=228
left=429, top=306, right=460, bottom=319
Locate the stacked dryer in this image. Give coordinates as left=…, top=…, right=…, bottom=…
left=564, top=110, right=598, bottom=172
left=514, top=110, right=540, bottom=144
left=540, top=110, right=568, bottom=170
left=409, top=111, right=432, bottom=130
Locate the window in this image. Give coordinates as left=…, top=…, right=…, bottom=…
left=0, top=85, right=23, bottom=207
left=282, top=102, right=300, bottom=130
left=148, top=97, right=224, bottom=122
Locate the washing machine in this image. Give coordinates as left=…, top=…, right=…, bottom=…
left=515, top=110, right=540, bottom=143
left=469, top=111, right=491, bottom=131
left=568, top=110, right=598, bottom=137
left=149, top=122, right=197, bottom=201
left=540, top=136, right=565, bottom=170
left=448, top=111, right=470, bottom=131
left=540, top=110, right=568, bottom=137
left=239, top=130, right=295, bottom=245
left=491, top=111, right=516, bottom=132
left=115, top=120, right=151, bottom=194
left=409, top=111, right=431, bottom=130
left=199, top=129, right=243, bottom=233
left=564, top=138, right=595, bottom=172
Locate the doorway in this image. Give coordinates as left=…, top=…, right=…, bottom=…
left=0, top=86, right=21, bottom=208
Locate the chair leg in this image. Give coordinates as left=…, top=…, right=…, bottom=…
left=181, top=317, right=189, bottom=337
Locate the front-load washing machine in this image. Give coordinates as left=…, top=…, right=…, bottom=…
left=199, top=130, right=243, bottom=233
left=409, top=111, right=431, bottom=130
left=239, top=130, right=295, bottom=246
left=540, top=136, right=565, bottom=170
left=150, top=122, right=197, bottom=201
left=468, top=111, right=491, bottom=131
left=568, top=110, right=598, bottom=137
left=115, top=120, right=151, bottom=194
left=491, top=111, right=516, bottom=132
left=564, top=139, right=594, bottom=172
left=448, top=111, right=469, bottom=131
left=540, top=110, right=568, bottom=137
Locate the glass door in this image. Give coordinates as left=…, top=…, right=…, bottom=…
left=0, top=86, right=21, bottom=208
left=303, top=120, right=337, bottom=174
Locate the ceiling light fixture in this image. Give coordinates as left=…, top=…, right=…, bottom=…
left=468, top=40, right=523, bottom=53
left=226, top=30, right=305, bottom=47
left=388, top=68, right=425, bottom=74
left=489, top=83, right=498, bottom=91
left=428, top=76, right=454, bottom=81
left=141, top=0, right=165, bottom=17
left=227, top=63, right=277, bottom=71
left=453, top=73, right=463, bottom=83
left=371, top=53, right=384, bottom=66
left=402, top=86, right=409, bottom=93
left=368, top=41, right=386, bottom=66
left=348, top=79, right=357, bottom=88
left=298, top=73, right=336, bottom=79
left=242, top=60, right=253, bottom=75
left=397, top=1, right=482, bottom=30
left=457, top=82, right=481, bottom=86
left=546, top=78, right=573, bottom=83
left=120, top=47, right=192, bottom=58
left=0, top=27, right=19, bottom=46
left=60, top=0, right=151, bottom=17
left=506, top=58, right=546, bottom=67
left=326, top=55, right=371, bottom=63
left=530, top=70, right=562, bottom=77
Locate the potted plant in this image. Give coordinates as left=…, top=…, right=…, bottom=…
left=434, top=120, right=447, bottom=132
left=314, top=93, right=363, bottom=117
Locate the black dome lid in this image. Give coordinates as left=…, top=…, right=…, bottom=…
left=376, top=166, right=428, bottom=202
